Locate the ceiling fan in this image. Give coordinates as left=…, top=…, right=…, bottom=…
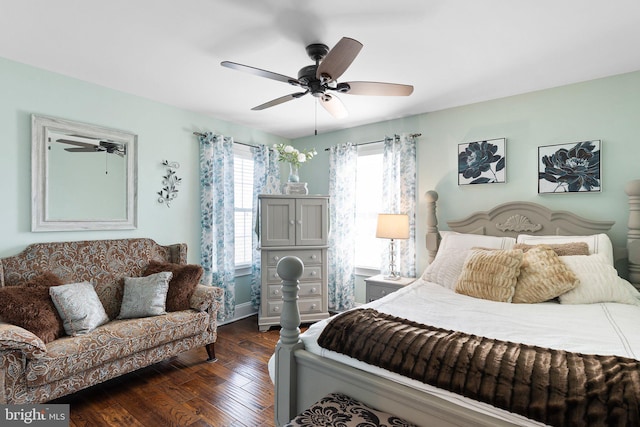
left=221, top=37, right=414, bottom=119
left=56, top=135, right=126, bottom=157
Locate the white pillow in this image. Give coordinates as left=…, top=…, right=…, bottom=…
left=558, top=254, right=640, bottom=305
left=118, top=272, right=172, bottom=319
left=517, top=233, right=614, bottom=266
left=49, top=282, right=109, bottom=335
left=422, top=232, right=516, bottom=289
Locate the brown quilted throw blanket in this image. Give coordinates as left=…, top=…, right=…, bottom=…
left=317, top=308, right=640, bottom=427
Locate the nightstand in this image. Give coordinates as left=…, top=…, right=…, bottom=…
left=365, top=274, right=415, bottom=303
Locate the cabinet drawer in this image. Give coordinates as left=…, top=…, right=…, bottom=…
left=299, top=282, right=322, bottom=297
left=298, top=298, right=322, bottom=314
left=267, top=284, right=283, bottom=299
left=367, top=284, right=397, bottom=302
left=265, top=249, right=322, bottom=266
left=266, top=266, right=322, bottom=283
left=267, top=282, right=322, bottom=299
left=267, top=298, right=323, bottom=316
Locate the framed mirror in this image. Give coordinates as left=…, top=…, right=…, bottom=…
left=31, top=114, right=138, bottom=231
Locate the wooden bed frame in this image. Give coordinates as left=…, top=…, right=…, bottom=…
left=273, top=179, right=640, bottom=426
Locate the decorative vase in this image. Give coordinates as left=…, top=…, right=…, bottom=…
left=288, top=163, right=300, bottom=183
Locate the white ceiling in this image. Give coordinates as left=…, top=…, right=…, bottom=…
left=2, top=1, right=639, bottom=139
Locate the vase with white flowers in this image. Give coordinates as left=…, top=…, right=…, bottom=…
left=273, top=144, right=318, bottom=183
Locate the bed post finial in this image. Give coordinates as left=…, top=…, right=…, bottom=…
left=274, top=256, right=305, bottom=425
left=625, top=180, right=640, bottom=287
left=425, top=190, right=440, bottom=264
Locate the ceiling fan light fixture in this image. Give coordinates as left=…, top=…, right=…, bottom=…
left=221, top=36, right=413, bottom=120
left=335, top=82, right=350, bottom=93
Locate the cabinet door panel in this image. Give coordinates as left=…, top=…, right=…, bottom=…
left=261, top=198, right=295, bottom=246
left=296, top=198, right=328, bottom=246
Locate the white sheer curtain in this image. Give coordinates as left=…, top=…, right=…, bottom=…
left=328, top=142, right=358, bottom=311
left=381, top=133, right=417, bottom=278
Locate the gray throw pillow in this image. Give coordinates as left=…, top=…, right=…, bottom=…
left=117, top=272, right=173, bottom=319
left=49, top=282, right=109, bottom=336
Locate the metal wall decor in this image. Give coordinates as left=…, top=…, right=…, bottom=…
left=458, top=138, right=506, bottom=185
left=158, top=160, right=181, bottom=207
left=538, top=140, right=601, bottom=194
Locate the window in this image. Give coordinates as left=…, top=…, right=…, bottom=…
left=234, top=145, right=254, bottom=267
left=354, top=144, right=384, bottom=270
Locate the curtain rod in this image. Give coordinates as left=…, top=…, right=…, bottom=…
left=323, top=133, right=421, bottom=151
left=194, top=131, right=421, bottom=151
left=192, top=131, right=259, bottom=148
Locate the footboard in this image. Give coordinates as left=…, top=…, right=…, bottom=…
left=273, top=256, right=519, bottom=427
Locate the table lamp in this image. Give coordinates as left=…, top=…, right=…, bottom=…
left=376, top=213, right=409, bottom=280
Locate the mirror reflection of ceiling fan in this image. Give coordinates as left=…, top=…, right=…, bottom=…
left=221, top=36, right=414, bottom=119
left=56, top=135, right=126, bottom=157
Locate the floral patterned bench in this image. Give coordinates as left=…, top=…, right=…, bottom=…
left=285, top=392, right=417, bottom=427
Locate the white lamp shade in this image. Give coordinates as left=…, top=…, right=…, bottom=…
left=376, top=214, right=410, bottom=239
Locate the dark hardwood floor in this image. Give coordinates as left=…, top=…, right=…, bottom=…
left=54, top=315, right=284, bottom=427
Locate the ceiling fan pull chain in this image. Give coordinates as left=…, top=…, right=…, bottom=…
left=314, top=98, right=318, bottom=136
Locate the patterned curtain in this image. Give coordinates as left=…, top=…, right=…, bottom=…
left=199, top=132, right=236, bottom=321
left=250, top=145, right=281, bottom=309
left=328, top=142, right=358, bottom=311
left=382, top=133, right=417, bottom=278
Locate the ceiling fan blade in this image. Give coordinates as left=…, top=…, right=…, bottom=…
left=341, top=81, right=414, bottom=96
left=319, top=94, right=348, bottom=119
left=64, top=147, right=97, bottom=153
left=56, top=139, right=97, bottom=148
left=316, top=37, right=363, bottom=83
left=251, top=91, right=308, bottom=111
left=221, top=61, right=300, bottom=86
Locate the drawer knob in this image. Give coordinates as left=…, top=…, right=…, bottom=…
left=310, top=271, right=317, bottom=276
left=310, top=254, right=317, bottom=260
left=310, top=287, right=317, bottom=293
left=274, top=306, right=280, bottom=312
left=273, top=256, right=279, bottom=261
left=310, top=304, right=317, bottom=310
left=289, top=220, right=295, bottom=225
left=273, top=289, right=280, bottom=295
left=273, top=273, right=279, bottom=278
left=297, top=220, right=302, bottom=225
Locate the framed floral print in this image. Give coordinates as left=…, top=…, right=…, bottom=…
left=458, top=138, right=506, bottom=185
left=538, top=140, right=601, bottom=194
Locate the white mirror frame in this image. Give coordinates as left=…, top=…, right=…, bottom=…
left=31, top=114, right=138, bottom=231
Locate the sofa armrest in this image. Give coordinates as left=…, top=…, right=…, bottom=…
left=190, top=284, right=224, bottom=314
left=0, top=323, right=46, bottom=359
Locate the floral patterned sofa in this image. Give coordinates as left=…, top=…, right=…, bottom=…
left=0, top=238, right=223, bottom=404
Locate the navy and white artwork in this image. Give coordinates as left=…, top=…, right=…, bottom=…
left=538, top=140, right=601, bottom=194
left=458, top=138, right=506, bottom=185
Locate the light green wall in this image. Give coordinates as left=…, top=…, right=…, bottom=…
left=3, top=55, right=639, bottom=306
left=294, top=71, right=640, bottom=293
left=0, top=57, right=289, bottom=305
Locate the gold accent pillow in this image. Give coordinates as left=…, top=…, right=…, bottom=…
left=513, top=245, right=579, bottom=303
left=513, top=242, right=589, bottom=257
left=455, top=249, right=523, bottom=302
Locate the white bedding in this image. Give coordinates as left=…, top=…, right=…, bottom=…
left=290, top=278, right=640, bottom=426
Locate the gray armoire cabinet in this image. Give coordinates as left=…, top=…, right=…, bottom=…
left=258, top=195, right=329, bottom=331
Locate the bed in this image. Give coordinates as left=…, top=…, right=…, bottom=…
left=271, top=180, right=640, bottom=427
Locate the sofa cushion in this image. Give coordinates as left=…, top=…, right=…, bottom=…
left=49, top=282, right=109, bottom=336
left=0, top=272, right=65, bottom=343
left=25, top=310, right=209, bottom=386
left=144, top=261, right=203, bottom=311
left=117, top=272, right=172, bottom=319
